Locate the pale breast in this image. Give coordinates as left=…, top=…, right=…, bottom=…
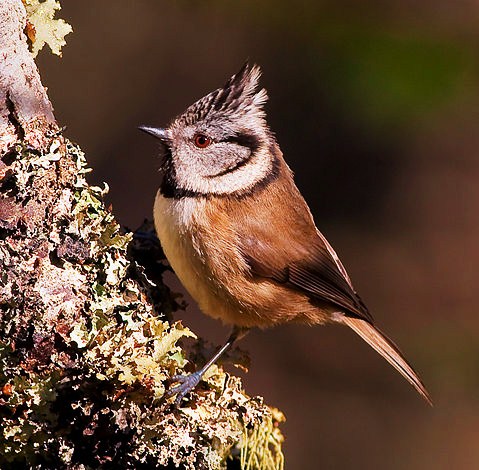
left=153, top=193, right=209, bottom=310
left=154, top=192, right=245, bottom=325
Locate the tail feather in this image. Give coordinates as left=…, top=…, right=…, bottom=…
left=340, top=316, right=432, bottom=405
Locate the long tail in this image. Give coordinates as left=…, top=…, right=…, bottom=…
left=339, top=316, right=432, bottom=405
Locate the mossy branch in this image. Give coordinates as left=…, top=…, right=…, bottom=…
left=0, top=1, right=285, bottom=469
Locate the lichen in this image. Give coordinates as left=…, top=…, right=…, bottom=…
left=0, top=138, right=285, bottom=468
left=240, top=407, right=285, bottom=470
left=23, top=0, right=72, bottom=57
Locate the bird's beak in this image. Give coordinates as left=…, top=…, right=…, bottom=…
left=138, top=125, right=170, bottom=143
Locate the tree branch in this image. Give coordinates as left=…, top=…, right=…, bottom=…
left=0, top=0, right=57, bottom=153
left=0, top=2, right=285, bottom=469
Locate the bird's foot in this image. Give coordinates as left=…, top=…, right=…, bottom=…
left=165, top=371, right=202, bottom=406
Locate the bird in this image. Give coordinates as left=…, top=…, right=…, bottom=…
left=139, top=63, right=431, bottom=406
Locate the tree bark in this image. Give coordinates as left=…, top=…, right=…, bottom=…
left=0, top=0, right=57, bottom=153
left=0, top=2, right=284, bottom=469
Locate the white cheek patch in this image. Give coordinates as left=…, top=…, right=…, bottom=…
left=174, top=147, right=273, bottom=196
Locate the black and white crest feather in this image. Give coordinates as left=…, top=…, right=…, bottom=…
left=178, top=63, right=268, bottom=126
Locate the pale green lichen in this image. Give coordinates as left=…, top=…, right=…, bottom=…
left=24, top=0, right=72, bottom=57
left=86, top=315, right=196, bottom=398
left=240, top=408, right=285, bottom=470
left=0, top=140, right=286, bottom=469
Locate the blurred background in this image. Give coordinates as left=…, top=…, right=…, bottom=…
left=38, top=1, right=478, bottom=468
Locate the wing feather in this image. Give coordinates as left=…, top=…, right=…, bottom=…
left=240, top=232, right=373, bottom=323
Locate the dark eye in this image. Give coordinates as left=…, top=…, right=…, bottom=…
left=194, top=134, right=212, bottom=148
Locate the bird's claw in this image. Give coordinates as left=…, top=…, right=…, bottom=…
left=165, top=372, right=202, bottom=406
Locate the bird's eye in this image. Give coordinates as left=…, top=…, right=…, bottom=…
left=194, top=134, right=212, bottom=148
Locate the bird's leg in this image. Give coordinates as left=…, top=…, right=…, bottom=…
left=166, top=325, right=249, bottom=406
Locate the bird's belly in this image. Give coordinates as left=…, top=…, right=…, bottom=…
left=154, top=194, right=244, bottom=325
left=153, top=193, right=324, bottom=327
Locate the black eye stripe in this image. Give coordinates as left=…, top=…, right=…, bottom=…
left=224, top=133, right=260, bottom=152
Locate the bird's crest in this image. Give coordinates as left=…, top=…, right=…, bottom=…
left=177, top=63, right=268, bottom=126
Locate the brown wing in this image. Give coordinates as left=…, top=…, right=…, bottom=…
left=240, top=229, right=434, bottom=403
left=240, top=232, right=374, bottom=323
